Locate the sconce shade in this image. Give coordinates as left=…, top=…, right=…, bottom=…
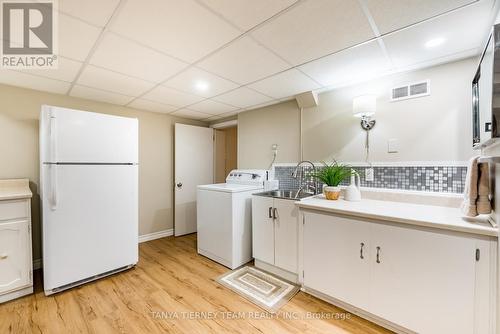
left=353, top=95, right=376, bottom=117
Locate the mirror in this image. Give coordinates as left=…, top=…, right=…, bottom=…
left=473, top=24, right=500, bottom=148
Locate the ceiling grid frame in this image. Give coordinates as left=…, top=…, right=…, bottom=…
left=0, top=0, right=495, bottom=121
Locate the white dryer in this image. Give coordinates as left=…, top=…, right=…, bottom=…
left=197, top=170, right=267, bottom=269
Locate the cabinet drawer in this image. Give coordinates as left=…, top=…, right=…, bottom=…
left=0, top=200, right=29, bottom=221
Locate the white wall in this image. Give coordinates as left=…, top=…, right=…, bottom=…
left=0, top=84, right=206, bottom=260
left=238, top=57, right=477, bottom=167
left=238, top=100, right=300, bottom=168
left=303, top=58, right=476, bottom=163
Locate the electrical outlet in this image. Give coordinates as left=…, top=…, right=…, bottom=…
left=365, top=168, right=374, bottom=182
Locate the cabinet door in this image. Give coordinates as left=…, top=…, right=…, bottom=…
left=274, top=199, right=299, bottom=273
left=0, top=220, right=30, bottom=294
left=252, top=196, right=275, bottom=264
left=303, top=212, right=371, bottom=310
left=369, top=223, right=476, bottom=334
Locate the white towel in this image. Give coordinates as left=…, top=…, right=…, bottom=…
left=461, top=156, right=479, bottom=217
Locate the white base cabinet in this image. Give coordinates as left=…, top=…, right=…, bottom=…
left=302, top=211, right=496, bottom=334
left=0, top=180, right=33, bottom=303
left=252, top=196, right=299, bottom=276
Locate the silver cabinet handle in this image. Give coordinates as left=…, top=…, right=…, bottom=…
left=0, top=253, right=8, bottom=260
left=273, top=208, right=278, bottom=220
left=376, top=246, right=381, bottom=263
left=360, top=242, right=365, bottom=259
left=268, top=207, right=273, bottom=219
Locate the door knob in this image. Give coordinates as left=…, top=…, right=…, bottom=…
left=176, top=182, right=183, bottom=188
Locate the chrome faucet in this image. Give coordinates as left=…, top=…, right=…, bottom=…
left=292, top=160, right=317, bottom=198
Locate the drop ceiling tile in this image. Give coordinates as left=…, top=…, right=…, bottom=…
left=90, top=33, right=188, bottom=83
left=382, top=1, right=491, bottom=69
left=57, top=0, right=120, bottom=27
left=212, top=87, right=274, bottom=108
left=142, top=85, right=204, bottom=107
left=205, top=109, right=241, bottom=121
left=58, top=14, right=102, bottom=61
left=77, top=65, right=155, bottom=96
left=0, top=70, right=70, bottom=94
left=128, top=99, right=178, bottom=114
left=164, top=67, right=238, bottom=97
left=251, top=0, right=374, bottom=65
left=70, top=85, right=135, bottom=105
left=172, top=109, right=212, bottom=120
left=16, top=57, right=82, bottom=82
left=299, top=41, right=393, bottom=87
left=109, top=0, right=241, bottom=63
left=248, top=69, right=320, bottom=99
left=198, top=0, right=298, bottom=31
left=245, top=99, right=281, bottom=111
left=365, top=0, right=478, bottom=35
left=202, top=114, right=224, bottom=122
left=197, top=36, right=290, bottom=84
left=188, top=99, right=239, bottom=115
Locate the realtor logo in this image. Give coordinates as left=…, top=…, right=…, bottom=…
left=1, top=0, right=58, bottom=68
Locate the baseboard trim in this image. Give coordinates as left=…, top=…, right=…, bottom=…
left=138, top=229, right=174, bottom=243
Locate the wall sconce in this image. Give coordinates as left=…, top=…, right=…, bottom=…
left=353, top=95, right=376, bottom=130
left=353, top=95, right=377, bottom=164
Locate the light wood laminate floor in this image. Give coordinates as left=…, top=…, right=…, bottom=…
left=0, top=234, right=393, bottom=333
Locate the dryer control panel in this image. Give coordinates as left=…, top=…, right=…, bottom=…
left=226, top=169, right=267, bottom=185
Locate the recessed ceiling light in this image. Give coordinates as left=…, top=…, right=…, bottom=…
left=195, top=81, right=209, bottom=92
left=425, top=38, right=445, bottom=48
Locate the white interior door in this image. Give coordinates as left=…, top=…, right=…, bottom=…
left=174, top=124, right=213, bottom=236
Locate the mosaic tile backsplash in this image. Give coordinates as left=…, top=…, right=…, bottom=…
left=274, top=165, right=467, bottom=194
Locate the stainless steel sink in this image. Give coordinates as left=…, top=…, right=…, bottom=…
left=254, top=189, right=315, bottom=200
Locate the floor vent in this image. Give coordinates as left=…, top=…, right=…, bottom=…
left=391, top=80, right=430, bottom=101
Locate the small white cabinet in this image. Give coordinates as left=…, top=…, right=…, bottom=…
left=0, top=180, right=33, bottom=303
left=0, top=220, right=31, bottom=293
left=252, top=196, right=275, bottom=265
left=302, top=211, right=495, bottom=334
left=252, top=196, right=299, bottom=276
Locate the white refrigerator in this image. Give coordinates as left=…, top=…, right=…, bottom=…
left=40, top=105, right=139, bottom=295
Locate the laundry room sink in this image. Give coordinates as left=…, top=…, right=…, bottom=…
left=254, top=190, right=314, bottom=200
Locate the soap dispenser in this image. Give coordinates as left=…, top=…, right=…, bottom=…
left=344, top=170, right=361, bottom=201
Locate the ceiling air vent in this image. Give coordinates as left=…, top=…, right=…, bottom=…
left=391, top=80, right=430, bottom=102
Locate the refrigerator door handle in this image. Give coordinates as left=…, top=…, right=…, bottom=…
left=50, top=165, right=58, bottom=211
left=49, top=114, right=57, bottom=162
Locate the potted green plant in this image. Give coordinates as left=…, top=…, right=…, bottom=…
left=310, top=161, right=353, bottom=200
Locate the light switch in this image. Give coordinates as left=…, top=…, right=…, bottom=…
left=388, top=138, right=399, bottom=153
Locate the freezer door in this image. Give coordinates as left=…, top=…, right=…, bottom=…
left=40, top=105, right=138, bottom=163
left=42, top=164, right=138, bottom=292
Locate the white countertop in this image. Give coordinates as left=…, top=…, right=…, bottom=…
left=296, top=195, right=498, bottom=237
left=0, top=179, right=32, bottom=200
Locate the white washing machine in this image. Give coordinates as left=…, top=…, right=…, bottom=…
left=197, top=170, right=267, bottom=269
